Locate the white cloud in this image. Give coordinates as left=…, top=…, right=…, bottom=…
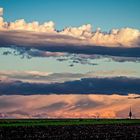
left=6, top=19, right=55, bottom=32
left=0, top=8, right=140, bottom=59
left=0, top=21, right=139, bottom=47
left=0, top=8, right=139, bottom=48
left=91, top=28, right=140, bottom=47
left=60, top=24, right=93, bottom=39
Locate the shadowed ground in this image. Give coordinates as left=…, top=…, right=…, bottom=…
left=0, top=119, right=140, bottom=139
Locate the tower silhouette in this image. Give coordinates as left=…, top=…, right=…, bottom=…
left=129, top=107, right=132, bottom=119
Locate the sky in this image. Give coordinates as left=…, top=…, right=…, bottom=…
left=0, top=0, right=140, bottom=31
left=0, top=0, right=140, bottom=118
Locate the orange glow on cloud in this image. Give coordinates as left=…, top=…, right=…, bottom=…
left=0, top=94, right=140, bottom=118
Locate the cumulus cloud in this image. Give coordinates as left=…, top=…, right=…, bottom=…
left=61, top=24, right=93, bottom=39
left=0, top=8, right=140, bottom=61
left=0, top=20, right=140, bottom=47
left=0, top=14, right=139, bottom=48
left=0, top=8, right=140, bottom=56
left=0, top=17, right=55, bottom=32
left=0, top=77, right=140, bottom=95
left=0, top=94, right=140, bottom=118
left=91, top=28, right=140, bottom=47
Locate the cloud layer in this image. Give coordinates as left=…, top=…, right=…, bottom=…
left=0, top=71, right=85, bottom=83
left=0, top=94, right=140, bottom=118
left=0, top=18, right=139, bottom=47
left=0, top=70, right=138, bottom=83
left=0, top=8, right=140, bottom=59
left=0, top=76, right=140, bottom=95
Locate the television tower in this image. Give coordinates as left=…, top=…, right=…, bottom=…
left=129, top=106, right=132, bottom=119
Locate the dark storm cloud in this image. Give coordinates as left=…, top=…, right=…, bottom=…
left=0, top=77, right=140, bottom=95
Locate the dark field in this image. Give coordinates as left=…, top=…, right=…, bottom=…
left=0, top=119, right=140, bottom=139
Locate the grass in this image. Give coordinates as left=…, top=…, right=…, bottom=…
left=0, top=119, right=140, bottom=127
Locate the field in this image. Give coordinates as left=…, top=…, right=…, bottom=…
left=0, top=119, right=140, bottom=139
left=0, top=118, right=140, bottom=126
